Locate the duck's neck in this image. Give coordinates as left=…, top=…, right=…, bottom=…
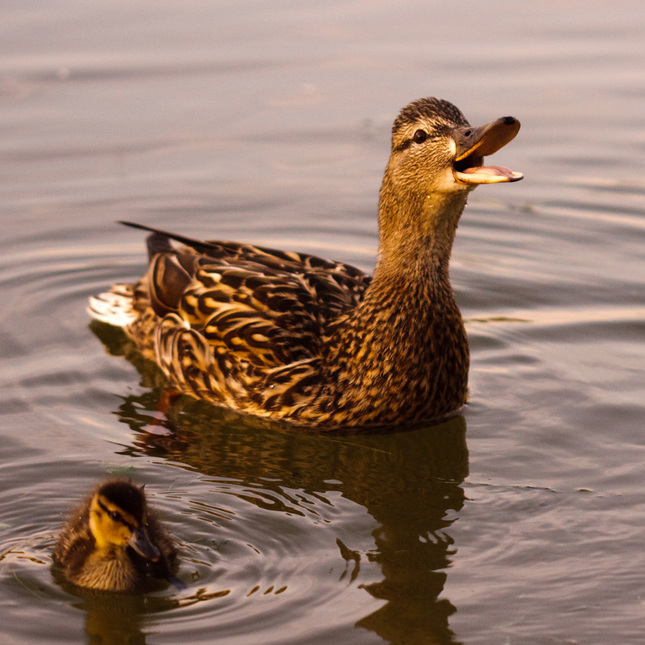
left=373, top=178, right=469, bottom=288
left=315, top=184, right=470, bottom=426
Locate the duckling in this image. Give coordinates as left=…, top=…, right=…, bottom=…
left=54, top=479, right=177, bottom=592
left=89, top=97, right=522, bottom=429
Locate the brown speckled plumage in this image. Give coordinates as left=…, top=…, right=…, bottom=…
left=89, top=97, right=522, bottom=429
left=54, top=479, right=177, bottom=592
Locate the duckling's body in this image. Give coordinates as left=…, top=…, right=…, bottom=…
left=54, top=479, right=177, bottom=592
left=90, top=97, right=522, bottom=429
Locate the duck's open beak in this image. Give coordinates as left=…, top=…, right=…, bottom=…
left=128, top=527, right=161, bottom=561
left=453, top=116, right=523, bottom=185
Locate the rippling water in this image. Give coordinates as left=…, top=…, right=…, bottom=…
left=1, top=1, right=644, bottom=643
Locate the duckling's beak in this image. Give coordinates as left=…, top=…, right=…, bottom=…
left=453, top=116, right=523, bottom=185
left=128, top=527, right=161, bottom=561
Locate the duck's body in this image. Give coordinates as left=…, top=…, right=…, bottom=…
left=90, top=97, right=522, bottom=429
left=54, top=479, right=177, bottom=592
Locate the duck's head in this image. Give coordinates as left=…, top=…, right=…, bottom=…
left=386, top=97, right=523, bottom=196
left=376, top=97, right=523, bottom=266
left=88, top=480, right=161, bottom=561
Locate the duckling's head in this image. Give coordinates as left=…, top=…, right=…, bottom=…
left=377, top=97, right=522, bottom=267
left=88, top=480, right=161, bottom=561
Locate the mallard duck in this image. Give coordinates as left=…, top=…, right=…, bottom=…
left=54, top=479, right=177, bottom=592
left=90, top=97, right=522, bottom=429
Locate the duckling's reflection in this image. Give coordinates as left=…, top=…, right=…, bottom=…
left=55, top=585, right=168, bottom=645
left=92, top=322, right=469, bottom=644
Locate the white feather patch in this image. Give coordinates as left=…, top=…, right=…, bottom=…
left=87, top=286, right=138, bottom=327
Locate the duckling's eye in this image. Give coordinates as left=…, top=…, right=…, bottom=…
left=413, top=129, right=428, bottom=144
left=108, top=510, right=123, bottom=523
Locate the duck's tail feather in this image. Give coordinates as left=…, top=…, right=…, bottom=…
left=119, top=220, right=220, bottom=255
left=88, top=284, right=138, bottom=327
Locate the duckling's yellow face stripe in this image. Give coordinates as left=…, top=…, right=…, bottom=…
left=89, top=493, right=144, bottom=550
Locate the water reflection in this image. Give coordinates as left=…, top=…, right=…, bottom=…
left=92, top=321, right=469, bottom=644
left=68, top=592, right=161, bottom=645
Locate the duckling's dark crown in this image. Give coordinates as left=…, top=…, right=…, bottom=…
left=393, top=97, right=469, bottom=135
left=97, top=480, right=146, bottom=518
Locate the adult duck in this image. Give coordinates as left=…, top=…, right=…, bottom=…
left=90, top=97, right=522, bottom=429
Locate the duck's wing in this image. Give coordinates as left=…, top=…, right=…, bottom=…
left=53, top=503, right=93, bottom=578
left=96, top=223, right=371, bottom=411
left=128, top=223, right=370, bottom=361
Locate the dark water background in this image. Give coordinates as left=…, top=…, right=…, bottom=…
left=1, top=1, right=644, bottom=643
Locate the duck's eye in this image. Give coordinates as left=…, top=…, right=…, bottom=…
left=108, top=510, right=123, bottom=523
left=413, top=129, right=428, bottom=144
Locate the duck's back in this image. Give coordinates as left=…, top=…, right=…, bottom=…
left=170, top=235, right=371, bottom=365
